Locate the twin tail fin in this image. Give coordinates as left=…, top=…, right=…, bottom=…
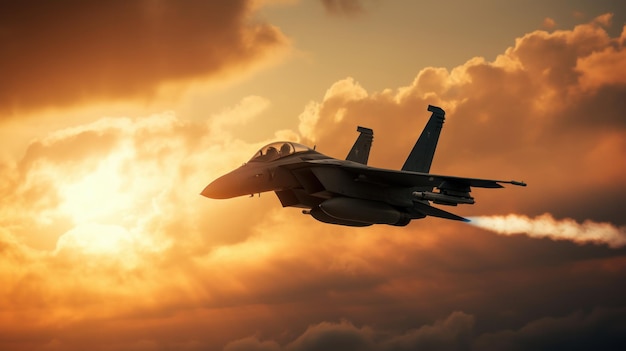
left=346, top=126, right=374, bottom=165
left=401, top=105, right=445, bottom=173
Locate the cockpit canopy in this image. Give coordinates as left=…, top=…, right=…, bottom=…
left=249, top=142, right=312, bottom=162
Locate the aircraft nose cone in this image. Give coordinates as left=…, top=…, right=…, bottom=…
left=201, top=177, right=229, bottom=199
left=201, top=166, right=261, bottom=199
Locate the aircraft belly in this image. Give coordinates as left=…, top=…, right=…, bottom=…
left=309, top=207, right=372, bottom=227
left=319, top=197, right=410, bottom=226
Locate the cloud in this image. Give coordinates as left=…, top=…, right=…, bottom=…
left=285, top=319, right=374, bottom=351
left=1, top=15, right=626, bottom=351
left=380, top=311, right=474, bottom=351
left=319, top=0, right=366, bottom=16
left=0, top=95, right=275, bottom=261
left=224, top=337, right=281, bottom=351
left=295, top=15, right=626, bottom=225
left=474, top=308, right=626, bottom=351
left=0, top=97, right=292, bottom=349
left=223, top=311, right=474, bottom=351
left=222, top=309, right=626, bottom=351
left=0, top=0, right=289, bottom=115
left=542, top=17, right=556, bottom=30
left=211, top=95, right=272, bottom=132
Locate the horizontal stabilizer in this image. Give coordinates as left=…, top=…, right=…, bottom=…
left=413, top=201, right=469, bottom=222
left=346, top=126, right=373, bottom=165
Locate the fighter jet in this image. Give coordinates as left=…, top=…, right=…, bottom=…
left=201, top=105, right=526, bottom=226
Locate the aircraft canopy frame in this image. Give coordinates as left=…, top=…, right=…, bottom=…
left=249, top=142, right=312, bottom=162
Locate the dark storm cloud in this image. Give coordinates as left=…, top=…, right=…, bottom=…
left=474, top=308, right=626, bottom=351
left=0, top=0, right=287, bottom=115
left=223, top=312, right=475, bottom=351
left=222, top=308, right=626, bottom=350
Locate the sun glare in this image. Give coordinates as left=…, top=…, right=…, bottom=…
left=59, top=153, right=129, bottom=224
left=55, top=222, right=133, bottom=256
left=54, top=145, right=143, bottom=255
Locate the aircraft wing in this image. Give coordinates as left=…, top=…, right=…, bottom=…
left=303, top=159, right=526, bottom=189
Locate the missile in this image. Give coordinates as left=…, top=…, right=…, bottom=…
left=412, top=191, right=475, bottom=205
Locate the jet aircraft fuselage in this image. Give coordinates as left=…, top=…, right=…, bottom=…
left=201, top=105, right=526, bottom=226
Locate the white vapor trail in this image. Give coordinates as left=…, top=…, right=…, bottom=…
left=468, top=213, right=626, bottom=248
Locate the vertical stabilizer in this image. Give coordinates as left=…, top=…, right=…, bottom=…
left=401, top=105, right=445, bottom=172
left=346, top=126, right=374, bottom=165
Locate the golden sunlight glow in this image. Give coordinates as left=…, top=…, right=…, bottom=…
left=54, top=222, right=133, bottom=256
left=52, top=143, right=136, bottom=255
left=47, top=125, right=182, bottom=258
left=2, top=7, right=626, bottom=348
left=58, top=149, right=131, bottom=224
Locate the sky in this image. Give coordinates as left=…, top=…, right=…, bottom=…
left=1, top=0, right=625, bottom=350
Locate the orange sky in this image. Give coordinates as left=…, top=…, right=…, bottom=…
left=1, top=1, right=626, bottom=350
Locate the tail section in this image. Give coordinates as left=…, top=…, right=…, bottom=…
left=401, top=105, right=445, bottom=172
left=346, top=126, right=373, bottom=165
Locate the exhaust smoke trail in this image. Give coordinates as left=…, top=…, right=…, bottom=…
left=468, top=213, right=626, bottom=248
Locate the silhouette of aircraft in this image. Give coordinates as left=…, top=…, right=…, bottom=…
left=201, top=105, right=526, bottom=226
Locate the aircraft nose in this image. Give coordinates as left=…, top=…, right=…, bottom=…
left=200, top=176, right=231, bottom=199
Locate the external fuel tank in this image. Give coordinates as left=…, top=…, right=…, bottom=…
left=318, top=197, right=411, bottom=226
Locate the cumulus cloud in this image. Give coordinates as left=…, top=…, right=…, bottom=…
left=0, top=96, right=301, bottom=349
left=542, top=17, right=556, bottom=30
left=0, top=95, right=283, bottom=252
left=296, top=14, right=626, bottom=225
left=223, top=311, right=474, bottom=351
left=0, top=0, right=289, bottom=115
left=224, top=337, right=281, bottom=351
left=320, top=0, right=366, bottom=16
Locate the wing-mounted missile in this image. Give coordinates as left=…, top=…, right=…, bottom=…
left=413, top=191, right=474, bottom=205
left=413, top=180, right=475, bottom=206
